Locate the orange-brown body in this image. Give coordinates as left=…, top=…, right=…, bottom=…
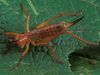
left=13, top=22, right=66, bottom=48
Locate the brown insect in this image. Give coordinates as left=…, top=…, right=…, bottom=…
left=3, top=3, right=97, bottom=70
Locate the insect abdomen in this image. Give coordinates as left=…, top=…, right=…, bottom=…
left=37, top=22, right=66, bottom=39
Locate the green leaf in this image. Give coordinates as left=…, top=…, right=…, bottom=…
left=69, top=45, right=100, bottom=74
left=0, top=0, right=100, bottom=75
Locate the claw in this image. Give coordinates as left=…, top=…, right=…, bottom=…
left=76, top=9, right=83, bottom=16
left=56, top=60, right=64, bottom=64
left=20, top=3, right=23, bottom=10
left=10, top=67, right=18, bottom=70
left=89, top=44, right=99, bottom=46
left=2, top=49, right=9, bottom=54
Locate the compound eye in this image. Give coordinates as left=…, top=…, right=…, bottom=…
left=14, top=43, right=18, bottom=46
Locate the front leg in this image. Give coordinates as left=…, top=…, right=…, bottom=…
left=3, top=32, right=19, bottom=54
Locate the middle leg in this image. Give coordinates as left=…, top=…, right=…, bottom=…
left=33, top=42, right=64, bottom=64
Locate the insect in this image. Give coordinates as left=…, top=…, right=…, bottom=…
left=3, top=3, right=97, bottom=70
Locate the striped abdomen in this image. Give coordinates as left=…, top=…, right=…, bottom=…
left=37, top=22, right=66, bottom=39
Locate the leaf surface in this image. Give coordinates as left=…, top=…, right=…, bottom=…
left=0, top=0, right=100, bottom=75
